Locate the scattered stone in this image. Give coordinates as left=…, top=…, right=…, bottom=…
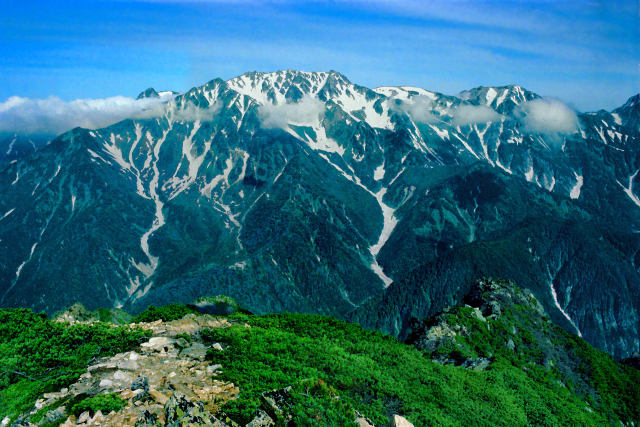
left=141, top=337, right=175, bottom=353
left=77, top=411, right=90, bottom=423
left=174, top=338, right=190, bottom=349
left=206, top=364, right=222, bottom=375
left=131, top=376, right=150, bottom=392
left=212, top=343, right=224, bottom=351
left=99, top=379, right=114, bottom=388
left=506, top=338, right=515, bottom=351
left=88, top=362, right=117, bottom=373
left=54, top=303, right=98, bottom=324
left=246, top=409, right=274, bottom=427
left=41, top=406, right=67, bottom=425
left=388, top=414, right=414, bottom=427
left=114, top=370, right=133, bottom=383
left=180, top=343, right=208, bottom=361
left=149, top=389, right=169, bottom=405
left=355, top=410, right=376, bottom=427
left=118, top=359, right=140, bottom=371
left=135, top=409, right=158, bottom=426
left=260, top=387, right=293, bottom=422
left=461, top=357, right=491, bottom=371
left=164, top=391, right=225, bottom=426
left=14, top=313, right=239, bottom=426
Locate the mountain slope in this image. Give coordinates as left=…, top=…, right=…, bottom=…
left=0, top=70, right=639, bottom=358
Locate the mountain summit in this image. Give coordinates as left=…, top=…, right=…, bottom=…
left=0, top=70, right=639, bottom=358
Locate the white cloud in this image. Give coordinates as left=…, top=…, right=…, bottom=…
left=451, top=104, right=502, bottom=126
left=257, top=96, right=325, bottom=129
left=0, top=93, right=176, bottom=136
left=519, top=98, right=579, bottom=135
left=170, top=101, right=221, bottom=122
left=390, top=95, right=438, bottom=123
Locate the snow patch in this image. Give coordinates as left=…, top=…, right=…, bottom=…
left=550, top=282, right=582, bottom=337
left=525, top=165, right=534, bottom=182
left=617, top=169, right=640, bottom=208
left=374, top=161, right=385, bottom=181
left=611, top=113, right=622, bottom=125
left=485, top=87, right=497, bottom=105
left=1, top=208, right=14, bottom=220
left=570, top=173, right=583, bottom=199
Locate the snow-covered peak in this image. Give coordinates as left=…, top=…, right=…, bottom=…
left=226, top=70, right=394, bottom=130
left=374, top=86, right=437, bottom=101
left=459, top=85, right=538, bottom=113
left=136, top=88, right=178, bottom=100
left=226, top=70, right=336, bottom=105
left=613, top=94, right=640, bottom=122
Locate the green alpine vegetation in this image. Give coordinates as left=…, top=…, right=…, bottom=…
left=131, top=303, right=198, bottom=323
left=202, top=281, right=640, bottom=426
left=0, top=281, right=638, bottom=426
left=0, top=309, right=150, bottom=421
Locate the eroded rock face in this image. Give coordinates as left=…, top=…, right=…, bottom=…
left=406, top=278, right=540, bottom=370
left=260, top=387, right=293, bottom=422
left=164, top=391, right=226, bottom=426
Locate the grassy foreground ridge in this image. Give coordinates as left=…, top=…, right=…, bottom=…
left=0, top=280, right=638, bottom=426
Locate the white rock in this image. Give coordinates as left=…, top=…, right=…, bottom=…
left=129, top=351, right=141, bottom=360
left=388, top=415, right=414, bottom=427
left=92, top=410, right=104, bottom=422
left=212, top=343, right=223, bottom=351
left=2, top=416, right=10, bottom=426
left=206, top=364, right=222, bottom=375
left=113, top=370, right=132, bottom=382
left=141, top=336, right=175, bottom=352
left=78, top=411, right=90, bottom=423
left=88, top=362, right=117, bottom=372
left=99, top=379, right=114, bottom=388
left=117, top=359, right=139, bottom=371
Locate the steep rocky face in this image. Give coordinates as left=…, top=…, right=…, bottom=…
left=405, top=278, right=640, bottom=419
left=0, top=70, right=639, bottom=357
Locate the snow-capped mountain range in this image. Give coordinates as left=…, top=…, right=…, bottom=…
left=1, top=70, right=639, bottom=358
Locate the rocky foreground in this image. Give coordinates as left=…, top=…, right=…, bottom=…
left=2, top=281, right=638, bottom=426
left=11, top=311, right=412, bottom=427
left=32, top=314, right=237, bottom=426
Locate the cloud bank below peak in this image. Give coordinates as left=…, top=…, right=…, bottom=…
left=519, top=98, right=579, bottom=135
left=257, top=96, right=326, bottom=129
left=0, top=94, right=175, bottom=136
left=452, top=104, right=502, bottom=126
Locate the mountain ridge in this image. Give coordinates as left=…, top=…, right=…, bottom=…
left=1, top=70, right=639, bottom=358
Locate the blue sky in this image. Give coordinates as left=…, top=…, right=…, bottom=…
left=0, top=0, right=637, bottom=111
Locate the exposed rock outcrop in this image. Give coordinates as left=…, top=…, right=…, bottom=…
left=25, top=314, right=238, bottom=426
